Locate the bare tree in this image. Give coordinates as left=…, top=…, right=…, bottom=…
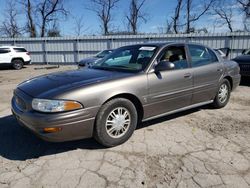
left=195, top=27, right=208, bottom=33
left=157, top=26, right=165, bottom=34
left=20, top=0, right=37, bottom=37
left=126, top=0, right=147, bottom=34
left=72, top=15, right=89, bottom=36
left=172, top=0, right=183, bottom=33
left=165, top=20, right=173, bottom=34
left=88, top=0, right=120, bottom=35
left=0, top=0, right=22, bottom=38
left=168, top=0, right=215, bottom=34
left=237, top=0, right=250, bottom=31
left=37, top=0, right=67, bottom=37
left=47, top=20, right=61, bottom=37
left=185, top=0, right=215, bottom=33
left=212, top=1, right=234, bottom=32
left=237, top=0, right=250, bottom=16
left=157, top=21, right=173, bottom=34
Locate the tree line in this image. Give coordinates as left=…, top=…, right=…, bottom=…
left=0, top=0, right=249, bottom=38
left=166, top=0, right=250, bottom=34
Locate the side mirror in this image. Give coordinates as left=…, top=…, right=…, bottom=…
left=78, top=61, right=86, bottom=66
left=154, top=60, right=175, bottom=72
left=78, top=61, right=88, bottom=69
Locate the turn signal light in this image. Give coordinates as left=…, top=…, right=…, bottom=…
left=64, top=101, right=82, bottom=111
left=43, top=127, right=62, bottom=133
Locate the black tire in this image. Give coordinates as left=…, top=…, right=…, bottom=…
left=212, top=79, right=231, bottom=109
left=94, top=98, right=138, bottom=147
left=12, top=59, right=23, bottom=70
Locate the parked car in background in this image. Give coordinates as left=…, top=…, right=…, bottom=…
left=0, top=46, right=31, bottom=70
left=78, top=49, right=113, bottom=68
left=232, top=49, right=250, bottom=77
left=12, top=42, right=240, bottom=147
left=214, top=48, right=230, bottom=59
left=242, top=49, right=250, bottom=55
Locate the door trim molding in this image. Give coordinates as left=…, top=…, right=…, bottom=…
left=142, top=100, right=213, bottom=122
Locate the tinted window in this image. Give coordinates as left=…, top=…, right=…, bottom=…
left=159, top=45, right=188, bottom=70
left=0, top=48, right=10, bottom=54
left=14, top=48, right=27, bottom=52
left=188, top=45, right=217, bottom=67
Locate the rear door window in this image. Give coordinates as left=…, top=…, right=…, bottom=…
left=188, top=44, right=218, bottom=67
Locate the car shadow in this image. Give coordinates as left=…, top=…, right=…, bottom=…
left=0, top=115, right=104, bottom=161
left=0, top=106, right=203, bottom=161
left=0, top=65, right=28, bottom=70
left=240, top=77, right=250, bottom=87
left=137, top=106, right=201, bottom=130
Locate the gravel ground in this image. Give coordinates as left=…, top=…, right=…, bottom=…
left=0, top=65, right=250, bottom=188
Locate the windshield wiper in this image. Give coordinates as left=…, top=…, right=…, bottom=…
left=111, top=65, right=129, bottom=69
left=91, top=66, right=113, bottom=71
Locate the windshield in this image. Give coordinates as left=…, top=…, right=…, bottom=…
left=95, top=50, right=113, bottom=58
left=92, top=46, right=157, bottom=72
left=243, top=49, right=250, bottom=55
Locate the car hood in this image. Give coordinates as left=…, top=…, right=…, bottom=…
left=17, top=68, right=132, bottom=98
left=233, top=55, right=250, bottom=64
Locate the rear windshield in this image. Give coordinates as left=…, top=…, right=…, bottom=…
left=14, top=48, right=27, bottom=52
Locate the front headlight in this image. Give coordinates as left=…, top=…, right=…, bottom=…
left=32, top=99, right=83, bottom=113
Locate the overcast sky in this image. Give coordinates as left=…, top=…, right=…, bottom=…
left=0, top=0, right=245, bottom=36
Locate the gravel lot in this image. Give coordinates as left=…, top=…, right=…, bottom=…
left=0, top=65, right=250, bottom=188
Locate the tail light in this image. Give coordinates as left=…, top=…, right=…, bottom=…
left=26, top=52, right=30, bottom=56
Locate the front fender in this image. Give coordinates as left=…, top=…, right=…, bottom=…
left=56, top=73, right=148, bottom=116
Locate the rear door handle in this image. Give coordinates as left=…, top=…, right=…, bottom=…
left=184, top=73, right=192, bottom=78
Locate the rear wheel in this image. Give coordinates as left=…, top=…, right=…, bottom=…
left=12, top=59, right=23, bottom=70
left=212, top=79, right=231, bottom=108
left=94, top=98, right=138, bottom=147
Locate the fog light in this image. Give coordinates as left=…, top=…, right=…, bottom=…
left=43, top=127, right=62, bottom=133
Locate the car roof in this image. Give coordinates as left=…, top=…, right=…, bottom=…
left=120, top=42, right=172, bottom=48
left=119, top=42, right=209, bottom=49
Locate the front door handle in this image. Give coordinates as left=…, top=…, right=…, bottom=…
left=184, top=73, right=192, bottom=78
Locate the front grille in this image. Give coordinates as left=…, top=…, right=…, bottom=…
left=239, top=64, right=250, bottom=73
left=15, top=95, right=27, bottom=111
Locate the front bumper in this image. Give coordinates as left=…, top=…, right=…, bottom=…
left=239, top=64, right=250, bottom=77
left=11, top=89, right=97, bottom=142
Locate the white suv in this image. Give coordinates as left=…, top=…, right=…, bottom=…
left=0, top=46, right=31, bottom=70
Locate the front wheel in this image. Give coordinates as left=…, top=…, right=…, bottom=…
left=212, top=79, right=231, bottom=108
left=12, top=59, right=23, bottom=70
left=94, top=98, right=138, bottom=147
